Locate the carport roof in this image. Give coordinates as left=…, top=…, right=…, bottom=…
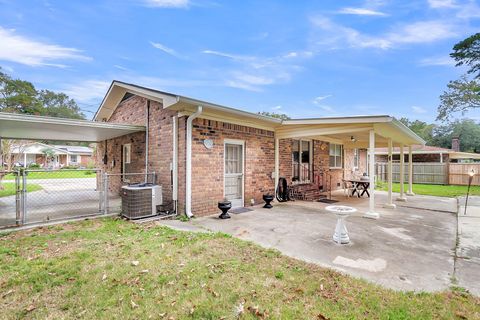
left=0, top=112, right=145, bottom=142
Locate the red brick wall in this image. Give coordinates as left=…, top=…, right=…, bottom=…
left=190, top=118, right=275, bottom=216
left=96, top=95, right=178, bottom=212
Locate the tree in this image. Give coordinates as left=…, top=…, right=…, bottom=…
left=398, top=118, right=435, bottom=144
left=430, top=119, right=480, bottom=153
left=257, top=111, right=291, bottom=120
left=437, top=33, right=480, bottom=121
left=437, top=76, right=480, bottom=121
left=451, top=33, right=480, bottom=78
left=0, top=67, right=85, bottom=119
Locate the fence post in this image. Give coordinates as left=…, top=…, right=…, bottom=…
left=99, top=169, right=104, bottom=214
left=104, top=173, right=109, bottom=215
left=15, top=170, right=21, bottom=226
left=21, top=169, right=27, bottom=225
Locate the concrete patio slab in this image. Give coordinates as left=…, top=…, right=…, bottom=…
left=456, top=196, right=480, bottom=296
left=180, top=191, right=462, bottom=293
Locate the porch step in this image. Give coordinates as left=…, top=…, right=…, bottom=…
left=291, top=184, right=326, bottom=201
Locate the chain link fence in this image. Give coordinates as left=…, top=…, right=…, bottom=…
left=0, top=169, right=174, bottom=229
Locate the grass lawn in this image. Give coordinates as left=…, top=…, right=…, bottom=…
left=0, top=219, right=478, bottom=319
left=377, top=182, right=480, bottom=198
left=0, top=182, right=42, bottom=198
left=2, top=170, right=96, bottom=180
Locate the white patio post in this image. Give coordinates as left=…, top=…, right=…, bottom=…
left=364, top=129, right=380, bottom=219
left=397, top=145, right=407, bottom=201
left=407, top=145, right=415, bottom=196
left=384, top=138, right=396, bottom=209
left=23, top=153, right=27, bottom=168
left=274, top=137, right=279, bottom=199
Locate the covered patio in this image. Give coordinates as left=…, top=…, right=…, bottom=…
left=273, top=115, right=426, bottom=218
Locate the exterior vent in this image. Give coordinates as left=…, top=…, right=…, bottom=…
left=121, top=184, right=162, bottom=219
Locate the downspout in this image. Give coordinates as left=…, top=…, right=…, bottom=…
left=172, top=115, right=178, bottom=214
left=145, top=100, right=150, bottom=183
left=185, top=106, right=203, bottom=218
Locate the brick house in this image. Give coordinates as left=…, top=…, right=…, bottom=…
left=94, top=81, right=424, bottom=217
left=10, top=142, right=93, bottom=168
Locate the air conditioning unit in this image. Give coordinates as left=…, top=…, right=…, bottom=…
left=121, top=184, right=162, bottom=219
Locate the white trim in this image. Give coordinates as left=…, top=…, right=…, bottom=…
left=329, top=143, right=343, bottom=169
left=223, top=139, right=245, bottom=208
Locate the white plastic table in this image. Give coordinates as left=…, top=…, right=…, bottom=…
left=325, top=205, right=357, bottom=244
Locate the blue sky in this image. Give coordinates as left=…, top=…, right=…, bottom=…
left=0, top=0, right=479, bottom=122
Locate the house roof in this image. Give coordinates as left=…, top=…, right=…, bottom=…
left=94, top=81, right=425, bottom=147
left=375, top=144, right=480, bottom=160
left=54, top=145, right=93, bottom=155
left=11, top=142, right=71, bottom=155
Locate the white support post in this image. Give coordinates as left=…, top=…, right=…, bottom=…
left=274, top=137, right=279, bottom=199
left=23, top=153, right=27, bottom=168
left=397, top=145, right=407, bottom=202
left=384, top=138, right=396, bottom=209
left=364, top=129, right=379, bottom=219
left=407, top=145, right=415, bottom=196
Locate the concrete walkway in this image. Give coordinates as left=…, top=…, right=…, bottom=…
left=456, top=195, right=480, bottom=296
left=158, top=191, right=480, bottom=294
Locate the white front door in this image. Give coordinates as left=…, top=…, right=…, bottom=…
left=224, top=141, right=244, bottom=208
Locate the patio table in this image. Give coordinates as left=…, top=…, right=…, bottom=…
left=345, top=179, right=370, bottom=198
left=325, top=205, right=357, bottom=244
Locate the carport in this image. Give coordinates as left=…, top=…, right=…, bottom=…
left=0, top=112, right=145, bottom=228
left=273, top=116, right=426, bottom=218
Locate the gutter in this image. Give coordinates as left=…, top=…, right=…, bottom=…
left=185, top=106, right=203, bottom=218
left=145, top=100, right=150, bottom=183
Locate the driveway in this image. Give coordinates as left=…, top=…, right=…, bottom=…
left=161, top=191, right=480, bottom=294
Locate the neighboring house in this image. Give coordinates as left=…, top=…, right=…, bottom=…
left=93, top=81, right=424, bottom=217
left=10, top=142, right=93, bottom=168
left=375, top=143, right=480, bottom=163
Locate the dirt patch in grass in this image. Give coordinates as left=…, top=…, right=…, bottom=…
left=0, top=218, right=479, bottom=319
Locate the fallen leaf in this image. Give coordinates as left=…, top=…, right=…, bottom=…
left=140, top=269, right=149, bottom=274
left=26, top=305, right=36, bottom=312
left=102, top=274, right=107, bottom=281
left=131, top=300, right=139, bottom=308
left=2, top=289, right=14, bottom=298
left=317, top=313, right=330, bottom=320
left=131, top=260, right=140, bottom=266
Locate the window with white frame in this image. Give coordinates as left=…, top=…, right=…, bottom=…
left=70, top=155, right=78, bottom=163
left=329, top=144, right=343, bottom=169
left=353, top=148, right=359, bottom=169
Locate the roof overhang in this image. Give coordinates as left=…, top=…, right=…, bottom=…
left=94, top=81, right=425, bottom=146
left=450, top=151, right=480, bottom=160
left=0, top=112, right=145, bottom=142
left=95, top=81, right=282, bottom=131
left=277, top=116, right=425, bottom=147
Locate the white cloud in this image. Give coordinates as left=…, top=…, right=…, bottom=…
left=337, top=7, right=388, bottom=16
left=412, top=106, right=427, bottom=114
left=317, top=105, right=335, bottom=113
left=387, top=21, right=458, bottom=44
left=143, top=0, right=189, bottom=8
left=428, top=0, right=457, bottom=8
left=150, top=41, right=182, bottom=58
left=62, top=80, right=110, bottom=103
left=313, top=95, right=332, bottom=104
left=114, top=64, right=129, bottom=71
left=311, top=16, right=391, bottom=49
left=272, top=105, right=282, bottom=110
left=203, top=49, right=310, bottom=91
left=0, top=27, right=90, bottom=67
left=310, top=17, right=459, bottom=50
left=419, top=56, right=455, bottom=66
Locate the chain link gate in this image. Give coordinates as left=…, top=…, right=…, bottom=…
left=0, top=169, right=106, bottom=228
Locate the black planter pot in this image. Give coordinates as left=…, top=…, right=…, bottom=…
left=218, top=201, right=232, bottom=219
left=263, top=194, right=274, bottom=209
